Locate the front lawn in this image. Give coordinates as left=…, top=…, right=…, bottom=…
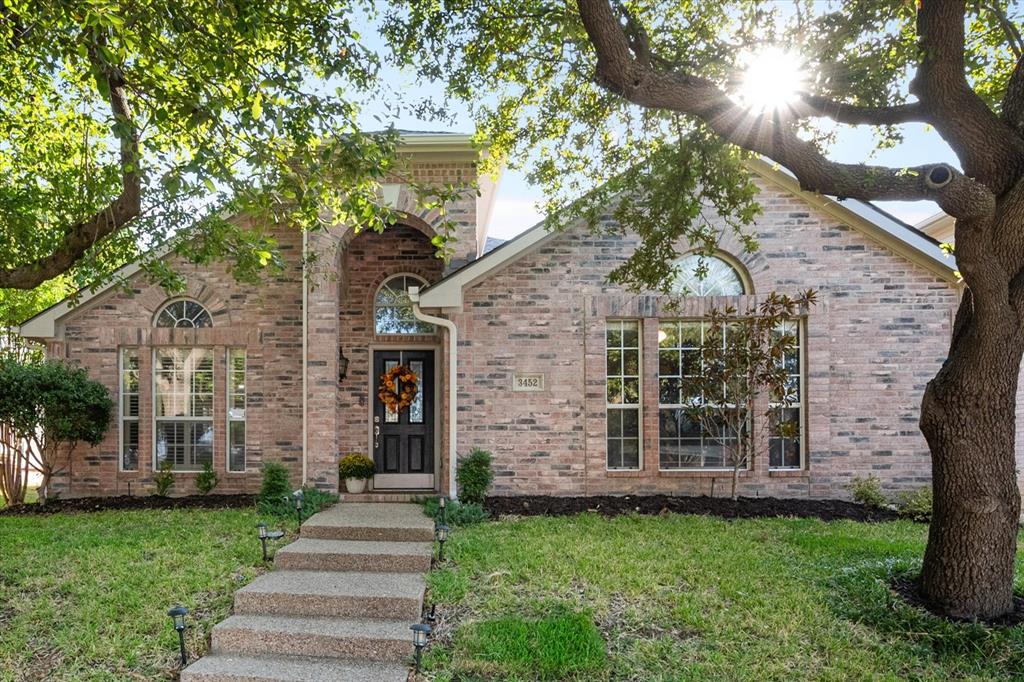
left=0, top=507, right=279, bottom=681
left=425, top=514, right=1024, bottom=681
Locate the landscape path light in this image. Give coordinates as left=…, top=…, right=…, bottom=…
left=167, top=605, right=188, bottom=667
left=411, top=622, right=431, bottom=673
left=256, top=521, right=285, bottom=562
left=434, top=523, right=449, bottom=563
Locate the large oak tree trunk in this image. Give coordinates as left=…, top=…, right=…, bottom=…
left=919, top=294, right=1022, bottom=620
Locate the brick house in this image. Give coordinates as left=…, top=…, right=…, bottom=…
left=20, top=133, right=985, bottom=500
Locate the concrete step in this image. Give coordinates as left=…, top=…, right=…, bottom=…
left=233, top=570, right=424, bottom=620
left=180, top=652, right=407, bottom=682
left=274, top=538, right=432, bottom=573
left=212, top=614, right=413, bottom=662
left=301, top=503, right=434, bottom=543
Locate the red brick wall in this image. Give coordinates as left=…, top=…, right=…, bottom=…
left=448, top=179, right=965, bottom=499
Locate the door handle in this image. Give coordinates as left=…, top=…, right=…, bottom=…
left=374, top=425, right=380, bottom=449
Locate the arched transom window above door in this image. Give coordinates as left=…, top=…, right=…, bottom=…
left=671, top=254, right=749, bottom=296
left=155, top=299, right=213, bottom=328
left=375, top=274, right=434, bottom=335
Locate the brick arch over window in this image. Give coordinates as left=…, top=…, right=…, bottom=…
left=672, top=250, right=754, bottom=296
left=136, top=279, right=232, bottom=327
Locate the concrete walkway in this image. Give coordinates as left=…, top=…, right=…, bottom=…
left=182, top=503, right=434, bottom=681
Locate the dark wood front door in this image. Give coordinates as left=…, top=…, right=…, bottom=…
left=372, top=350, right=435, bottom=489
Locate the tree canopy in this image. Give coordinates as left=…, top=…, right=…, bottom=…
left=0, top=0, right=402, bottom=295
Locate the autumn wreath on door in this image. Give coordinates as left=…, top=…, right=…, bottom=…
left=378, top=364, right=418, bottom=413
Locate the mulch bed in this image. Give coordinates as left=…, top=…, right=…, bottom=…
left=891, top=576, right=1024, bottom=627
left=0, top=493, right=257, bottom=516
left=484, top=494, right=901, bottom=523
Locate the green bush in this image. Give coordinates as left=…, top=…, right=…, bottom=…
left=259, top=461, right=291, bottom=502
left=195, top=461, right=219, bottom=495
left=152, top=460, right=175, bottom=497
left=421, top=497, right=489, bottom=526
left=257, top=485, right=338, bottom=519
left=848, top=475, right=887, bottom=509
left=338, top=453, right=375, bottom=480
left=457, top=448, right=494, bottom=505
left=896, top=486, right=933, bottom=522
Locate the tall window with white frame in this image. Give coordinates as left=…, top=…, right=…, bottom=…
left=119, top=348, right=140, bottom=471
left=227, top=348, right=246, bottom=472
left=658, top=321, right=739, bottom=470
left=154, top=348, right=214, bottom=471
left=769, top=320, right=803, bottom=469
left=606, top=320, right=641, bottom=469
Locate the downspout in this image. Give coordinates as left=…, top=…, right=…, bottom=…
left=301, top=230, right=309, bottom=485
left=409, top=287, right=458, bottom=500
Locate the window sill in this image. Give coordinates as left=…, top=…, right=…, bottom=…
left=657, top=469, right=751, bottom=478
left=604, top=469, right=644, bottom=477
left=768, top=468, right=807, bottom=478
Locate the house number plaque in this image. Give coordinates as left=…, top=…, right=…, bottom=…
left=512, top=373, right=545, bottom=391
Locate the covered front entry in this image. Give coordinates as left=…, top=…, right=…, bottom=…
left=371, top=349, right=436, bottom=490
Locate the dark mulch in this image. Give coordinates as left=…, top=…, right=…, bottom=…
left=891, top=576, right=1024, bottom=627
left=484, top=494, right=902, bottom=523
left=0, top=493, right=257, bottom=516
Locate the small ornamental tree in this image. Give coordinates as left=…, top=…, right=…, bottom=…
left=0, top=359, right=113, bottom=502
left=683, top=291, right=816, bottom=501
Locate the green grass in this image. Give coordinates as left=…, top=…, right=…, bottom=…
left=0, top=507, right=288, bottom=681
left=425, top=514, right=1024, bottom=681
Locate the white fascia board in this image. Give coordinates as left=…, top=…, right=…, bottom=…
left=417, top=219, right=557, bottom=309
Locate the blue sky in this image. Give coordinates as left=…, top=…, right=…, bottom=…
left=356, top=31, right=958, bottom=241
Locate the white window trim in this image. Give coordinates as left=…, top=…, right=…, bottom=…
left=227, top=348, right=246, bottom=474
left=768, top=318, right=807, bottom=471
left=119, top=348, right=139, bottom=472
left=605, top=319, right=643, bottom=471
left=152, top=347, right=215, bottom=473
left=374, top=272, right=434, bottom=336
left=657, top=320, right=750, bottom=473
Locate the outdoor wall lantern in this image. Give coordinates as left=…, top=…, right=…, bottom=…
left=434, top=523, right=450, bottom=563
left=167, top=605, right=189, bottom=667
left=256, top=521, right=285, bottom=562
left=411, top=623, right=432, bottom=673
left=338, top=348, right=349, bottom=383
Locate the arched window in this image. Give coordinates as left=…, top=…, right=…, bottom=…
left=671, top=254, right=747, bottom=296
left=155, top=299, right=213, bottom=328
left=374, top=274, right=433, bottom=335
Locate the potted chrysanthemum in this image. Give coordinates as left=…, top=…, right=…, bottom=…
left=338, top=453, right=376, bottom=494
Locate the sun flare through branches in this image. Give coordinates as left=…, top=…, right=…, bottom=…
left=734, top=47, right=807, bottom=114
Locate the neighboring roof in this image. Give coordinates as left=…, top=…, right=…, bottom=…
left=916, top=211, right=955, bottom=243
left=20, top=132, right=480, bottom=340
left=416, top=157, right=960, bottom=310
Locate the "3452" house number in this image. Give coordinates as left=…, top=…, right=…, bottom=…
left=512, top=373, right=545, bottom=391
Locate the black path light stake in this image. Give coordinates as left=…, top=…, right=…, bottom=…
left=411, top=623, right=431, bottom=673
left=434, top=523, right=450, bottom=563
left=257, top=522, right=285, bottom=562
left=291, top=489, right=305, bottom=527
left=425, top=603, right=437, bottom=625
left=167, top=605, right=188, bottom=667
left=438, top=495, right=447, bottom=524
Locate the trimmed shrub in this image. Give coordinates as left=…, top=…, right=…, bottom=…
left=457, top=448, right=494, bottom=505
left=896, top=486, right=933, bottom=522
left=421, top=497, right=489, bottom=526
left=848, top=475, right=887, bottom=509
left=152, top=460, right=175, bottom=497
left=195, top=461, right=219, bottom=495
left=259, top=461, right=291, bottom=502
left=338, top=453, right=375, bottom=480
left=257, top=485, right=338, bottom=518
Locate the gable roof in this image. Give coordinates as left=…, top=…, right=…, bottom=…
left=416, top=157, right=959, bottom=309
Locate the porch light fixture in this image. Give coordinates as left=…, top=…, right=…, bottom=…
left=167, top=605, right=189, bottom=667
left=256, top=522, right=285, bottom=562
left=411, top=623, right=431, bottom=673
left=338, top=348, right=349, bottom=382
left=434, top=523, right=450, bottom=563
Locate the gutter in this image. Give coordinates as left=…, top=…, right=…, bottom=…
left=301, top=230, right=309, bottom=485
left=409, top=286, right=458, bottom=500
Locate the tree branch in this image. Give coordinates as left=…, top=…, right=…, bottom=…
left=1002, top=55, right=1024, bottom=130
left=910, top=0, right=1024, bottom=192
left=575, top=0, right=996, bottom=220
left=0, top=36, right=141, bottom=289
left=797, top=95, right=929, bottom=126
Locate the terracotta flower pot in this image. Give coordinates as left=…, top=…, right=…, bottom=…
left=345, top=477, right=368, bottom=494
